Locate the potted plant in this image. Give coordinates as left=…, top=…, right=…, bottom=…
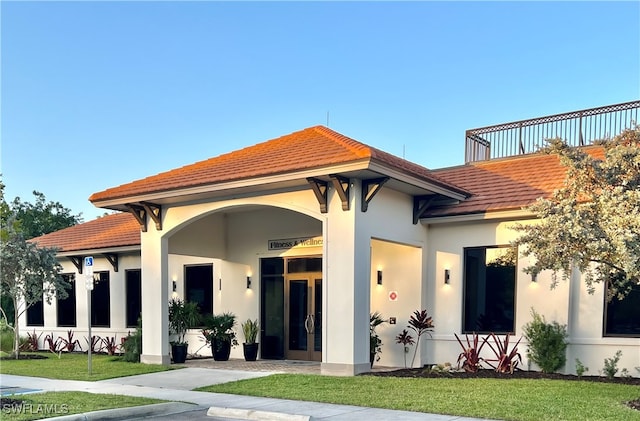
left=168, top=298, right=200, bottom=364
left=370, top=311, right=387, bottom=367
left=203, top=312, right=238, bottom=361
left=241, top=319, right=260, bottom=361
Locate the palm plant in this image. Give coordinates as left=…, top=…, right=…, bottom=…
left=407, top=309, right=435, bottom=367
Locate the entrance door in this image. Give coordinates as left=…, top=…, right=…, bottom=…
left=285, top=274, right=322, bottom=361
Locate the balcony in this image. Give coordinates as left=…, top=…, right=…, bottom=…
left=465, top=100, right=640, bottom=163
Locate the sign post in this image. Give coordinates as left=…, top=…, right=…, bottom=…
left=84, top=256, right=94, bottom=376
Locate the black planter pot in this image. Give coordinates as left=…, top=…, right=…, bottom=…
left=171, top=343, right=188, bottom=364
left=243, top=343, right=259, bottom=361
left=212, top=339, right=231, bottom=361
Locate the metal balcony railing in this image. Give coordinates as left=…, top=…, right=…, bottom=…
left=465, top=100, right=640, bottom=163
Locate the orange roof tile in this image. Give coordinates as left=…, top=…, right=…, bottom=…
left=428, top=146, right=605, bottom=217
left=30, top=212, right=140, bottom=252
left=90, top=126, right=466, bottom=203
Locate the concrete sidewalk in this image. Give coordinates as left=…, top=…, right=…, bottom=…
left=0, top=368, right=494, bottom=421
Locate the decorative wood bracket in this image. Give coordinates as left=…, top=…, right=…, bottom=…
left=329, top=175, right=350, bottom=211
left=361, top=177, right=389, bottom=212
left=413, top=195, right=436, bottom=224
left=103, top=253, right=119, bottom=272
left=307, top=177, right=329, bottom=213
left=126, top=204, right=148, bottom=232
left=70, top=256, right=83, bottom=274
left=141, top=202, right=162, bottom=231
left=126, top=202, right=162, bottom=232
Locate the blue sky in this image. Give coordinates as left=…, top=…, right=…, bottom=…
left=2, top=1, right=639, bottom=221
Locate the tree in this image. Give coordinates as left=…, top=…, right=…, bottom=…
left=9, top=190, right=82, bottom=239
left=0, top=221, right=69, bottom=358
left=513, top=126, right=640, bottom=300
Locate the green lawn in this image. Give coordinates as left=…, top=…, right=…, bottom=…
left=0, top=352, right=174, bottom=381
left=1, top=392, right=165, bottom=421
left=197, top=374, right=640, bottom=421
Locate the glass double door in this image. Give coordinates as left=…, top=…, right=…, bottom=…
left=285, top=274, right=322, bottom=361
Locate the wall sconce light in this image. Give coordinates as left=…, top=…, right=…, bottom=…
left=444, top=269, right=450, bottom=284
left=246, top=276, right=252, bottom=289
left=377, top=270, right=383, bottom=285
left=172, top=281, right=177, bottom=292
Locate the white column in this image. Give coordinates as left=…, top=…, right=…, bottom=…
left=322, top=180, right=371, bottom=376
left=140, top=230, right=170, bottom=365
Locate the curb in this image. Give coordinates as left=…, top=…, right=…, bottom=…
left=44, top=402, right=199, bottom=421
left=207, top=406, right=311, bottom=421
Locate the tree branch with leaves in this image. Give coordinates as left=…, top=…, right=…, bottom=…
left=512, top=126, right=640, bottom=300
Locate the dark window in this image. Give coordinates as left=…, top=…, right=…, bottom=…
left=287, top=257, right=322, bottom=273
left=463, top=246, right=517, bottom=334
left=26, top=298, right=44, bottom=326
left=91, top=271, right=110, bottom=327
left=126, top=270, right=142, bottom=328
left=604, top=283, right=640, bottom=337
left=185, top=264, right=213, bottom=317
left=57, top=274, right=76, bottom=327
left=261, top=257, right=284, bottom=359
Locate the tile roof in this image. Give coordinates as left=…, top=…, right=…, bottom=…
left=427, top=146, right=605, bottom=217
left=30, top=212, right=140, bottom=252
left=89, top=125, right=466, bottom=203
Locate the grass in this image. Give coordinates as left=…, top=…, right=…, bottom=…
left=1, top=391, right=165, bottom=421
left=0, top=352, right=174, bottom=381
left=197, top=374, right=640, bottom=421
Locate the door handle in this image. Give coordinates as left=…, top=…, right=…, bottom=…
left=304, top=314, right=314, bottom=334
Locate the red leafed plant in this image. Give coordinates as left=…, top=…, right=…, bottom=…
left=101, top=336, right=120, bottom=356
left=59, top=329, right=81, bottom=352
left=484, top=333, right=522, bottom=373
left=43, top=333, right=64, bottom=354
left=20, top=330, right=42, bottom=351
left=85, top=335, right=104, bottom=353
left=395, top=329, right=415, bottom=368
left=454, top=332, right=486, bottom=373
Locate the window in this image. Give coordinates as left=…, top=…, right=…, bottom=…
left=126, top=270, right=142, bottom=328
left=26, top=299, right=44, bottom=326
left=57, top=274, right=76, bottom=327
left=604, top=283, right=640, bottom=337
left=463, top=246, right=517, bottom=334
left=91, top=271, right=110, bottom=327
left=185, top=264, right=213, bottom=317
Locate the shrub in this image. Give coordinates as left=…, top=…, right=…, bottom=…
left=575, top=358, right=589, bottom=378
left=484, top=333, right=522, bottom=373
left=602, top=350, right=622, bottom=379
left=522, top=308, right=568, bottom=373
left=122, top=317, right=142, bottom=363
left=0, top=328, right=14, bottom=353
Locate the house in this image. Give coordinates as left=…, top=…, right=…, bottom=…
left=26, top=101, right=640, bottom=376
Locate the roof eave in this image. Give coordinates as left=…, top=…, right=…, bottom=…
left=420, top=208, right=536, bottom=225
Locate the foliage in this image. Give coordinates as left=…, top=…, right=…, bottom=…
left=85, top=335, right=104, bottom=353
left=484, top=333, right=522, bottom=373
left=241, top=318, right=259, bottom=344
left=0, top=327, right=14, bottom=352
left=395, top=329, right=414, bottom=368
left=454, top=332, right=486, bottom=373
left=122, top=317, right=142, bottom=363
left=58, top=329, right=82, bottom=352
left=521, top=308, right=568, bottom=373
left=20, top=330, right=42, bottom=352
left=202, top=312, right=238, bottom=351
left=406, top=309, right=434, bottom=368
left=602, top=350, right=622, bottom=379
left=168, top=298, right=201, bottom=345
left=0, top=220, right=68, bottom=358
left=102, top=336, right=120, bottom=356
left=369, top=312, right=386, bottom=363
left=423, top=362, right=455, bottom=376
left=512, top=126, right=640, bottom=300
left=575, top=358, right=589, bottom=378
left=43, top=332, right=64, bottom=356
left=6, top=190, right=82, bottom=240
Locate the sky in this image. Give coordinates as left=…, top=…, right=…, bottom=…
left=2, top=1, right=639, bottom=222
